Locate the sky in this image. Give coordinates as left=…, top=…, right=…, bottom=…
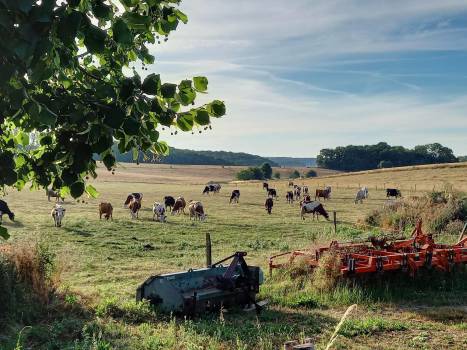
left=148, top=0, right=467, bottom=157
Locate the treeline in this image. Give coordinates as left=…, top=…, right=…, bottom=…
left=317, top=142, right=458, bottom=172
left=236, top=164, right=317, bottom=180
left=110, top=145, right=278, bottom=166
left=459, top=156, right=467, bottom=162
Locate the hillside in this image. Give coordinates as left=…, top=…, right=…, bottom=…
left=112, top=146, right=279, bottom=166
left=268, top=157, right=316, bottom=167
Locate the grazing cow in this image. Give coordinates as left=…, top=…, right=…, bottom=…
left=0, top=200, right=15, bottom=224
left=124, top=193, right=143, bottom=207
left=355, top=189, right=367, bottom=204
left=172, top=197, right=186, bottom=215
left=51, top=204, right=66, bottom=227
left=46, top=189, right=64, bottom=202
left=288, top=181, right=294, bottom=187
left=315, top=187, right=331, bottom=201
left=152, top=202, right=166, bottom=222
left=386, top=188, right=401, bottom=198
left=265, top=197, right=274, bottom=214
left=303, top=195, right=311, bottom=203
left=188, top=201, right=206, bottom=221
left=361, top=187, right=369, bottom=199
left=203, top=184, right=221, bottom=195
left=285, top=191, right=294, bottom=204
left=263, top=182, right=269, bottom=191
left=129, top=199, right=141, bottom=219
left=99, top=202, right=113, bottom=220
left=303, top=186, right=309, bottom=195
left=300, top=201, right=329, bottom=221
left=294, top=186, right=301, bottom=201
left=268, top=188, right=277, bottom=199
left=230, top=190, right=240, bottom=204
left=164, top=196, right=175, bottom=211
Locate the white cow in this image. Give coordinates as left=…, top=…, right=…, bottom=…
left=152, top=202, right=166, bottom=222
left=355, top=189, right=366, bottom=204
left=188, top=201, right=206, bottom=221
left=51, top=204, right=66, bottom=227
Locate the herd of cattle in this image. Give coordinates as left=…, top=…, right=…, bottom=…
left=0, top=183, right=403, bottom=228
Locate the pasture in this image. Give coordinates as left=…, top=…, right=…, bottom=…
left=1, top=163, right=467, bottom=349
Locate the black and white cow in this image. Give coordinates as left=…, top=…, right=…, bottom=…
left=51, top=204, right=66, bottom=227
left=285, top=191, right=294, bottom=204
left=164, top=196, right=175, bottom=211
left=230, top=190, right=240, bottom=204
left=300, top=201, right=329, bottom=221
left=265, top=197, right=274, bottom=214
left=152, top=202, right=166, bottom=222
left=386, top=188, right=401, bottom=198
left=267, top=188, right=277, bottom=199
left=0, top=200, right=15, bottom=224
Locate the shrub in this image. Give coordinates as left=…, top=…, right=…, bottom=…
left=289, top=170, right=300, bottom=179
left=260, top=163, right=272, bottom=179
left=273, top=172, right=281, bottom=179
left=305, top=169, right=317, bottom=178
left=236, top=167, right=264, bottom=180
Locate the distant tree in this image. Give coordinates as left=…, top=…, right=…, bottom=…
left=378, top=160, right=393, bottom=169
left=317, top=142, right=458, bottom=171
left=273, top=172, right=281, bottom=179
left=260, top=163, right=273, bottom=179
left=289, top=170, right=300, bottom=179
left=305, top=169, right=317, bottom=178
left=236, top=167, right=264, bottom=180
left=459, top=156, right=467, bottom=162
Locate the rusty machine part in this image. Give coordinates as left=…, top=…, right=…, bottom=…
left=136, top=252, right=264, bottom=316
left=269, top=220, right=467, bottom=277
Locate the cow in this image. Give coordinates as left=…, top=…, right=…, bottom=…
left=152, top=202, right=166, bottom=222
left=99, top=202, right=113, bottom=220
left=315, top=187, right=331, bottom=201
left=124, top=193, right=143, bottom=208
left=294, top=186, right=301, bottom=201
left=303, top=194, right=312, bottom=203
left=203, top=184, right=221, bottom=195
left=265, top=197, right=274, bottom=214
left=230, top=190, right=240, bottom=204
left=268, top=188, right=277, bottom=199
left=0, top=200, right=15, bottom=224
left=129, top=199, right=141, bottom=219
left=361, top=187, right=369, bottom=198
left=303, top=186, right=309, bottom=195
left=51, top=204, right=66, bottom=227
left=355, top=189, right=366, bottom=204
left=46, top=189, right=64, bottom=202
left=188, top=201, right=206, bottom=221
left=288, top=181, right=294, bottom=187
left=263, top=182, right=269, bottom=191
left=164, top=196, right=175, bottom=211
left=300, top=201, right=329, bottom=221
left=386, top=188, right=401, bottom=198
left=172, top=197, right=186, bottom=215
left=285, top=191, right=294, bottom=204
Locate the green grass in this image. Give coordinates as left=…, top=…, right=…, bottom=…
left=1, top=171, right=466, bottom=349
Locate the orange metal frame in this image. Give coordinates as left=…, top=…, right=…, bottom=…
left=269, top=220, right=467, bottom=277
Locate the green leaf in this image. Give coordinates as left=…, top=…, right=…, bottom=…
left=152, top=141, right=169, bottom=156
left=0, top=226, right=10, bottom=240
left=104, top=106, right=125, bottom=128
left=84, top=25, right=107, bottom=54
left=194, top=109, right=210, bottom=125
left=39, top=135, right=53, bottom=146
left=1, top=169, right=17, bottom=186
left=141, top=73, right=160, bottom=95
left=176, top=112, right=194, bottom=131
left=37, top=108, right=57, bottom=126
left=58, top=11, right=82, bottom=45
left=178, top=88, right=196, bottom=106
left=85, top=184, right=99, bottom=198
left=121, top=0, right=138, bottom=7
left=112, top=19, right=133, bottom=46
left=92, top=1, right=112, bottom=20
left=207, top=100, right=226, bottom=117
left=70, top=181, right=85, bottom=198
left=102, top=153, right=116, bottom=170
left=122, top=118, right=140, bottom=135
left=123, top=13, right=150, bottom=30
left=161, top=83, right=177, bottom=98
left=60, top=186, right=70, bottom=198
left=193, top=76, right=208, bottom=92
left=16, top=131, right=29, bottom=146
left=157, top=111, right=174, bottom=127
left=175, top=9, right=188, bottom=24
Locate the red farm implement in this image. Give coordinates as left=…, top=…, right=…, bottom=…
left=269, top=220, right=467, bottom=277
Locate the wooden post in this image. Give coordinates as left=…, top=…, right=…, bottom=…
left=414, top=184, right=416, bottom=192
left=458, top=222, right=467, bottom=242
left=333, top=211, right=337, bottom=234
left=206, top=233, right=212, bottom=268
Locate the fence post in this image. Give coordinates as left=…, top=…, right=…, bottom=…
left=206, top=232, right=212, bottom=268
left=333, top=211, right=337, bottom=234
left=458, top=223, right=467, bottom=242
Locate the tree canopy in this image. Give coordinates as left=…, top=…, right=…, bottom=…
left=317, top=142, right=458, bottom=171
left=0, top=0, right=226, bottom=200
left=289, top=170, right=300, bottom=179
left=260, top=163, right=272, bottom=179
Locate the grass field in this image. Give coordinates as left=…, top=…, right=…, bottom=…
left=1, top=163, right=466, bottom=349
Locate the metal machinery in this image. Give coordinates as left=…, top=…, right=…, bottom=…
left=136, top=252, right=264, bottom=316
left=269, top=220, right=467, bottom=277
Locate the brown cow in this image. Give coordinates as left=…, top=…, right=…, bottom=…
left=129, top=199, right=141, bottom=219
left=188, top=201, right=205, bottom=221
left=265, top=197, right=273, bottom=214
left=315, top=187, right=331, bottom=201
left=172, top=197, right=186, bottom=215
left=99, top=202, right=113, bottom=220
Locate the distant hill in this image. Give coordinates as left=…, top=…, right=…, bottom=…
left=268, top=157, right=316, bottom=167
left=112, top=146, right=279, bottom=166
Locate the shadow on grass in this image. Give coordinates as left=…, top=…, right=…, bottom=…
left=63, top=226, right=94, bottom=237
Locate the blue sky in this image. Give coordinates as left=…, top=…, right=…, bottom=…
left=148, top=0, right=467, bottom=157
